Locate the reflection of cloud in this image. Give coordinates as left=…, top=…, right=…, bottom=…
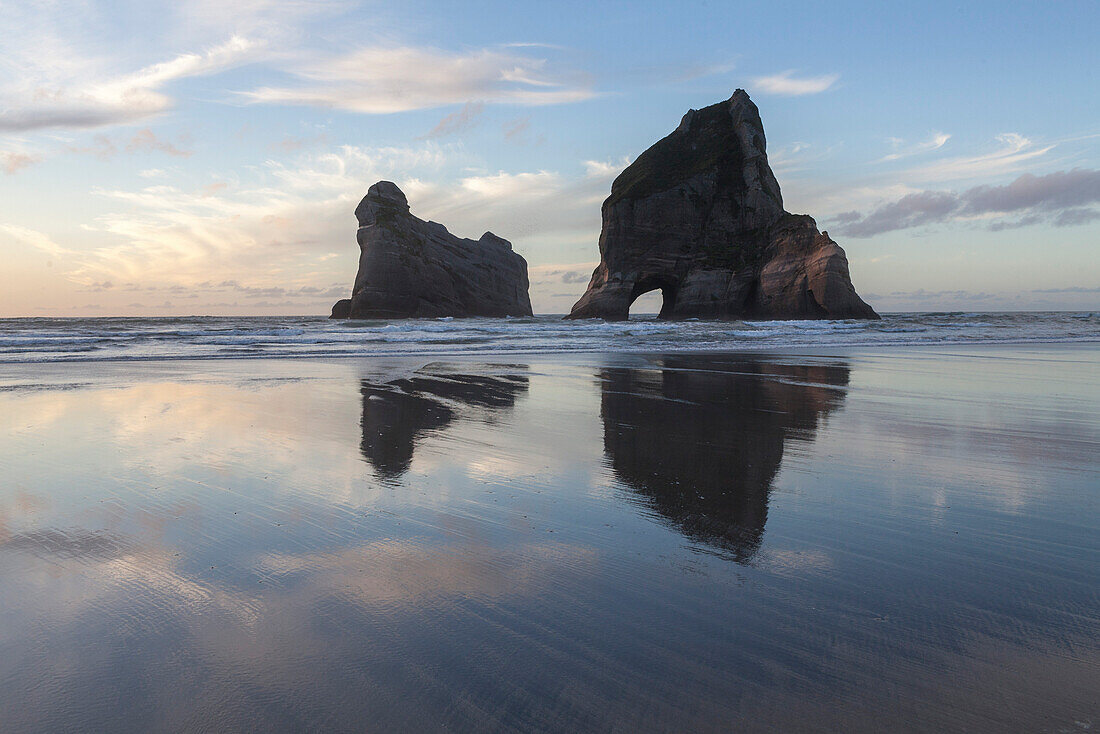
left=810, top=356, right=1099, bottom=515
left=0, top=378, right=370, bottom=509
left=1, top=529, right=261, bottom=628
left=758, top=548, right=835, bottom=576
left=1, top=528, right=131, bottom=561
left=259, top=538, right=594, bottom=606
left=0, top=512, right=598, bottom=729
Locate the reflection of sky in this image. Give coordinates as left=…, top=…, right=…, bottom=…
left=0, top=347, right=1097, bottom=731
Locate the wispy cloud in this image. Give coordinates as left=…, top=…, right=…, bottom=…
left=1, top=150, right=40, bottom=174
left=833, top=168, right=1100, bottom=236
left=67, top=129, right=193, bottom=159
left=0, top=36, right=258, bottom=132
left=125, top=129, right=193, bottom=156
left=880, top=132, right=951, bottom=162
left=241, top=46, right=595, bottom=113
left=503, top=116, right=531, bottom=141
left=28, top=143, right=613, bottom=313
left=66, top=135, right=119, bottom=160
left=269, top=133, right=329, bottom=153
left=172, top=0, right=349, bottom=38
left=420, top=102, right=484, bottom=139
left=904, top=133, right=1054, bottom=184
left=752, top=70, right=838, bottom=96
left=0, top=224, right=72, bottom=257
left=582, top=157, right=632, bottom=180
left=767, top=141, right=845, bottom=175
left=499, top=42, right=566, bottom=50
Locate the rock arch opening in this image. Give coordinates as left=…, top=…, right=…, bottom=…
left=629, top=276, right=679, bottom=320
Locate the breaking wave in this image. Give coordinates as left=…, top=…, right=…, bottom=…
left=0, top=312, right=1095, bottom=363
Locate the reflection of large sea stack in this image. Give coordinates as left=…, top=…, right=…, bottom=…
left=332, top=181, right=533, bottom=319
left=360, top=369, right=529, bottom=478
left=568, top=90, right=878, bottom=321
left=601, top=356, right=849, bottom=561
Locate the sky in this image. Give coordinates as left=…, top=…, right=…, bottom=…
left=0, top=0, right=1097, bottom=317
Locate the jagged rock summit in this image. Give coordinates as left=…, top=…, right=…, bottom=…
left=567, top=90, right=878, bottom=320
left=331, top=181, right=532, bottom=319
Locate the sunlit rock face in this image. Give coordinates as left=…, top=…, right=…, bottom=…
left=331, top=181, right=533, bottom=319
left=567, top=90, right=878, bottom=321
left=600, top=355, right=850, bottom=562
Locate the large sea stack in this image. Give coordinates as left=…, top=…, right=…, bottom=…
left=331, top=181, right=532, bottom=319
left=567, top=90, right=878, bottom=320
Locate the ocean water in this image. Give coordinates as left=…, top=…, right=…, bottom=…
left=0, top=311, right=1096, bottom=363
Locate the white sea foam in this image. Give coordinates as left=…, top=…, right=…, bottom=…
left=0, top=313, right=1095, bottom=363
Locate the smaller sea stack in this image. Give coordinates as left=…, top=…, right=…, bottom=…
left=331, top=181, right=532, bottom=319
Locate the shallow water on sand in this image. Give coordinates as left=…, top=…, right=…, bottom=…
left=0, top=346, right=1097, bottom=732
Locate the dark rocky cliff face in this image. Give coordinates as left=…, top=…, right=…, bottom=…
left=331, top=181, right=533, bottom=319
left=567, top=90, right=878, bottom=321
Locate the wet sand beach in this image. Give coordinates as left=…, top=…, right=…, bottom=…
left=0, top=345, right=1097, bottom=732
